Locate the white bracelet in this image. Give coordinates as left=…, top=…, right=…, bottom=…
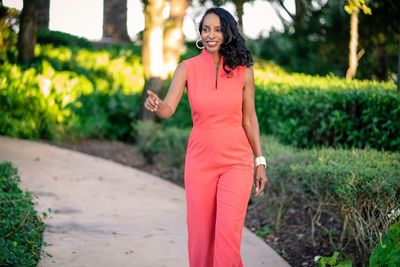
left=255, top=156, right=267, bottom=169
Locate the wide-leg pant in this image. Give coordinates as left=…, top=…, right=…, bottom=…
left=184, top=126, right=254, bottom=267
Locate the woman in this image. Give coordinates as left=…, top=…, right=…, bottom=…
left=144, top=7, right=268, bottom=267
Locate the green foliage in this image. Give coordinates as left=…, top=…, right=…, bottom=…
left=37, top=29, right=93, bottom=49
left=249, top=0, right=399, bottom=82
left=252, top=64, right=400, bottom=151
left=132, top=120, right=190, bottom=169
left=315, top=251, right=352, bottom=267
left=255, top=224, right=271, bottom=238
left=0, top=44, right=144, bottom=141
left=0, top=60, right=94, bottom=140
left=70, top=91, right=141, bottom=141
left=0, top=161, right=48, bottom=266
left=1, top=42, right=399, bottom=152
left=289, top=146, right=400, bottom=210
left=0, top=5, right=19, bottom=62
left=263, top=135, right=400, bottom=265
left=369, top=221, right=400, bottom=267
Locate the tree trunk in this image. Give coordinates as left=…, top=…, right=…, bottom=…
left=234, top=0, right=244, bottom=35
left=294, top=0, right=307, bottom=27
left=37, top=0, right=49, bottom=29
left=102, top=0, right=130, bottom=43
left=18, top=0, right=38, bottom=64
left=346, top=8, right=359, bottom=80
left=140, top=0, right=166, bottom=121
left=398, top=39, right=400, bottom=93
left=163, top=0, right=188, bottom=75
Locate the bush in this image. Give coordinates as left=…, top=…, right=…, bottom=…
left=0, top=44, right=144, bottom=141
left=0, top=60, right=94, bottom=140
left=132, top=120, right=190, bottom=174
left=0, top=161, right=48, bottom=266
left=37, top=29, right=93, bottom=49
left=0, top=5, right=19, bottom=62
left=170, top=60, right=399, bottom=151
left=2, top=43, right=399, bottom=152
left=263, top=135, right=400, bottom=266
left=369, top=221, right=400, bottom=267
left=253, top=64, right=400, bottom=151
left=69, top=91, right=141, bottom=141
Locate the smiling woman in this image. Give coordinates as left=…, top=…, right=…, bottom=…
left=143, top=6, right=268, bottom=267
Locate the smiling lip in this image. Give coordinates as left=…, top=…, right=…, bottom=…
left=207, top=41, right=218, bottom=47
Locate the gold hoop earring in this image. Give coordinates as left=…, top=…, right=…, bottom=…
left=196, top=39, right=204, bottom=49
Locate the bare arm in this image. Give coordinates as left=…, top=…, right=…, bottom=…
left=242, top=66, right=263, bottom=158
left=153, top=62, right=187, bottom=119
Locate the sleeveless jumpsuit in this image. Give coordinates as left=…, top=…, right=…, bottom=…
left=183, top=48, right=254, bottom=267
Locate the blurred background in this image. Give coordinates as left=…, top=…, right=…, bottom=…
left=0, top=0, right=399, bottom=267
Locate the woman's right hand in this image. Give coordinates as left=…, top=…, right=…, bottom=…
left=144, top=90, right=161, bottom=112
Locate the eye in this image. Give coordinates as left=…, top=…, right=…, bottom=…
left=216, top=28, right=221, bottom=32
left=202, top=27, right=209, bottom=32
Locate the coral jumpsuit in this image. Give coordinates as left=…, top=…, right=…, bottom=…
left=183, top=48, right=255, bottom=267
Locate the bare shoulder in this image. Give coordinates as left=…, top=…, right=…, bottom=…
left=174, top=61, right=186, bottom=77
left=245, top=66, right=254, bottom=85
left=177, top=61, right=186, bottom=71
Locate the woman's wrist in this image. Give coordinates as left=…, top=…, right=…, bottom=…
left=155, top=100, right=172, bottom=118
left=254, top=155, right=267, bottom=169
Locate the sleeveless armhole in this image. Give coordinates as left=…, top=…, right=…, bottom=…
left=182, top=59, right=190, bottom=92
left=242, top=66, right=249, bottom=92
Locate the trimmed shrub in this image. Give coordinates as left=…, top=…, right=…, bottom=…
left=253, top=65, right=400, bottom=151
left=0, top=161, right=47, bottom=266
left=263, top=134, right=400, bottom=265
left=37, top=29, right=93, bottom=49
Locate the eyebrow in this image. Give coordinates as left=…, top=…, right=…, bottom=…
left=202, top=25, right=221, bottom=28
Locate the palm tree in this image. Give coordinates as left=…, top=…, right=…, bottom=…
left=37, top=0, right=49, bottom=29
left=18, top=0, right=38, bottom=63
left=140, top=0, right=167, bottom=120
left=103, top=0, right=130, bottom=43
left=344, top=0, right=371, bottom=80
left=163, top=0, right=189, bottom=74
left=139, top=0, right=190, bottom=120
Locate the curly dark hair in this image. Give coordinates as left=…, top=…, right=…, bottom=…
left=198, top=7, right=253, bottom=75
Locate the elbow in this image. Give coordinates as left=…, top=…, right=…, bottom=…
left=242, top=113, right=257, bottom=128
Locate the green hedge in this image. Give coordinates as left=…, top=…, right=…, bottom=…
left=253, top=66, right=400, bottom=151
left=168, top=62, right=399, bottom=151
left=37, top=29, right=93, bottom=49
left=1, top=44, right=399, bottom=152
left=0, top=162, right=47, bottom=266
left=260, top=135, right=399, bottom=265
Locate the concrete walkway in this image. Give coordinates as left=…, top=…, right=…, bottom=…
left=0, top=136, right=290, bottom=267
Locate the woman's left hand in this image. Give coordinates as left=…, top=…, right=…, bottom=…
left=254, top=165, right=268, bottom=197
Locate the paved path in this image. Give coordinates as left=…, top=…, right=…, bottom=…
left=0, top=136, right=290, bottom=267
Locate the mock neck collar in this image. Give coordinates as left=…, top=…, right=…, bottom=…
left=199, top=48, right=234, bottom=78
left=200, top=48, right=223, bottom=63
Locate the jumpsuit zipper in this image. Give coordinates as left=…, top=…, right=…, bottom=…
left=215, top=63, right=220, bottom=90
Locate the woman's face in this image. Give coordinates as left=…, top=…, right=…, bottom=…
left=201, top=13, right=224, bottom=54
